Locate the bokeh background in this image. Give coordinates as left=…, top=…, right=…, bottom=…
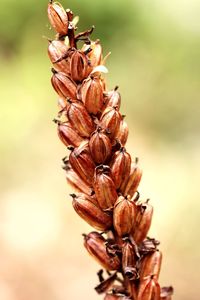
left=0, top=0, right=200, bottom=299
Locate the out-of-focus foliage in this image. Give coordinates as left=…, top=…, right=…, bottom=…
left=0, top=1, right=200, bottom=300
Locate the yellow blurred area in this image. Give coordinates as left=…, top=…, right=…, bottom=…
left=0, top=0, right=200, bottom=299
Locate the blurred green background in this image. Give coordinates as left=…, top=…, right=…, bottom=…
left=0, top=0, right=200, bottom=299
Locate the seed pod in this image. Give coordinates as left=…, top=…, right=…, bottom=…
left=80, top=75, right=104, bottom=114
left=93, top=165, right=118, bottom=210
left=71, top=194, right=112, bottom=231
left=113, top=196, right=136, bottom=237
left=116, top=117, right=129, bottom=146
left=122, top=239, right=137, bottom=280
left=95, top=272, right=117, bottom=294
left=140, top=251, right=162, bottom=281
left=120, top=159, right=142, bottom=197
left=70, top=50, right=91, bottom=82
left=51, top=69, right=77, bottom=99
left=104, top=87, right=121, bottom=110
left=84, top=232, right=121, bottom=271
left=132, top=202, right=153, bottom=244
left=137, top=278, right=161, bottom=300
left=47, top=1, right=68, bottom=36
left=100, top=106, right=122, bottom=140
left=64, top=162, right=92, bottom=195
left=55, top=120, right=84, bottom=147
left=65, top=100, right=94, bottom=137
left=48, top=40, right=70, bottom=74
left=89, top=127, right=112, bottom=164
left=69, top=141, right=95, bottom=185
left=110, top=147, right=131, bottom=190
left=83, top=40, right=102, bottom=67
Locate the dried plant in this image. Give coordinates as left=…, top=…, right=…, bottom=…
left=47, top=1, right=173, bottom=299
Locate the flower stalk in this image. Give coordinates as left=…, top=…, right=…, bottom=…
left=47, top=1, right=173, bottom=299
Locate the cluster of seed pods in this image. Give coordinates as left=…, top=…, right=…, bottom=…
left=47, top=1, right=173, bottom=299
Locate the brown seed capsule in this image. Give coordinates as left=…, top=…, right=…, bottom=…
left=47, top=1, right=68, bottom=36
left=71, top=194, right=112, bottom=231
left=84, top=232, right=121, bottom=271
left=104, top=87, right=121, bottom=110
left=116, top=117, right=129, bottom=146
left=113, top=196, right=136, bottom=237
left=120, top=159, right=142, bottom=197
left=93, top=165, right=118, bottom=210
left=55, top=120, right=84, bottom=147
left=48, top=40, right=70, bottom=74
left=122, top=239, right=138, bottom=279
left=65, top=100, right=94, bottom=137
left=80, top=75, right=104, bottom=114
left=110, top=147, right=131, bottom=190
left=137, top=278, right=161, bottom=300
left=69, top=141, right=96, bottom=185
left=132, top=202, right=153, bottom=244
left=140, top=251, right=162, bottom=281
left=83, top=40, right=103, bottom=67
left=100, top=106, right=122, bottom=140
left=51, top=69, right=77, bottom=99
left=70, top=50, right=91, bottom=82
left=89, top=127, right=112, bottom=164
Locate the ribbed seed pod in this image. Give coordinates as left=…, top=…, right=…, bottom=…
left=110, top=147, right=131, bottom=190
left=48, top=40, right=70, bottom=74
left=51, top=69, right=77, bottom=99
left=100, top=106, right=122, bottom=139
left=69, top=141, right=95, bottom=185
left=140, top=251, right=162, bottom=281
left=137, top=278, right=161, bottom=300
left=104, top=87, right=121, bottom=110
left=116, top=117, right=129, bottom=146
left=122, top=239, right=137, bottom=280
left=71, top=193, right=112, bottom=231
left=89, top=127, right=112, bottom=164
left=83, top=40, right=102, bottom=67
left=132, top=202, right=153, bottom=244
left=56, top=120, right=84, bottom=147
left=93, top=165, right=118, bottom=210
left=113, top=196, right=136, bottom=237
left=70, top=50, right=91, bottom=82
left=65, top=100, right=94, bottom=137
left=80, top=75, right=104, bottom=114
left=84, top=232, right=121, bottom=271
left=47, top=1, right=68, bottom=36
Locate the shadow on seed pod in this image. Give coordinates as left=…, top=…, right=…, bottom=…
left=122, top=238, right=138, bottom=280
left=48, top=40, right=71, bottom=74
left=113, top=196, right=136, bottom=237
left=47, top=1, right=68, bottom=36
left=70, top=50, right=92, bottom=82
left=69, top=141, right=96, bottom=186
left=89, top=127, right=112, bottom=164
left=110, top=147, right=131, bottom=190
left=71, top=193, right=112, bottom=231
left=116, top=116, right=129, bottom=147
left=65, top=100, right=94, bottom=137
left=93, top=165, right=118, bottom=210
left=103, top=86, right=121, bottom=111
left=140, top=250, right=162, bottom=281
left=100, top=106, right=122, bottom=140
left=51, top=69, right=77, bottom=99
left=137, top=277, right=160, bottom=300
left=83, top=232, right=121, bottom=271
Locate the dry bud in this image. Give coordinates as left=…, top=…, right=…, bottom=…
left=140, top=251, right=162, bottom=281
left=89, top=127, right=112, bottom=164
left=120, top=159, right=142, bottom=197
left=116, top=117, right=129, bottom=146
left=71, top=193, right=112, bottom=231
left=93, top=165, right=118, bottom=210
left=65, top=100, right=94, bottom=137
left=122, top=239, right=138, bottom=280
left=69, top=141, right=95, bottom=185
left=51, top=69, right=77, bottom=99
left=100, top=106, right=122, bottom=140
left=70, top=50, right=91, bottom=82
left=84, top=232, right=121, bottom=271
left=80, top=75, right=104, bottom=114
left=137, top=277, right=161, bottom=300
left=104, top=87, right=121, bottom=110
left=113, top=196, right=136, bottom=237
left=48, top=40, right=70, bottom=74
left=47, top=1, right=68, bottom=36
left=110, top=147, right=131, bottom=190
left=132, top=202, right=153, bottom=244
left=56, top=120, right=84, bottom=147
